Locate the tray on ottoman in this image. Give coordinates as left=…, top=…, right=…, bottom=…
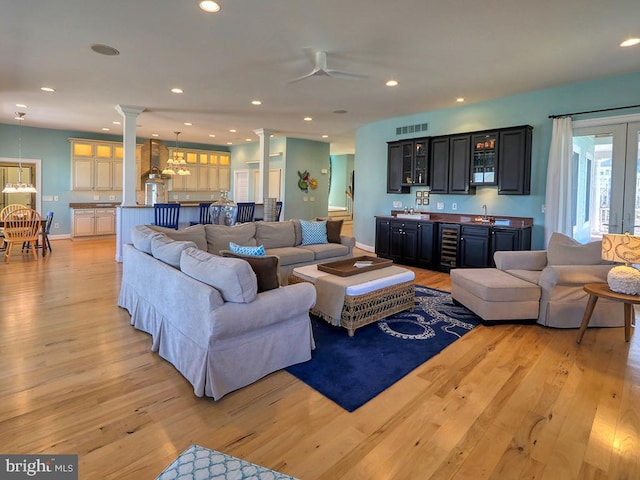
left=317, top=255, right=392, bottom=276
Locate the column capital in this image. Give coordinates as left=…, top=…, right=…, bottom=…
left=253, top=128, right=276, bottom=137
left=115, top=105, right=145, bottom=117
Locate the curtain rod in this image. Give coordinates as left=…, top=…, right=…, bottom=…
left=548, top=104, right=640, bottom=119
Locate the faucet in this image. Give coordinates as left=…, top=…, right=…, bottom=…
left=482, top=204, right=487, bottom=219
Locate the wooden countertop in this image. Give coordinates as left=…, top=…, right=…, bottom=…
left=69, top=202, right=119, bottom=209
left=380, top=211, right=534, bottom=228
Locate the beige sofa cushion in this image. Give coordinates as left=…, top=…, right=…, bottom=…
left=298, top=242, right=351, bottom=260
left=265, top=246, right=315, bottom=266
left=547, top=232, right=604, bottom=265
left=205, top=223, right=257, bottom=255
left=450, top=268, right=540, bottom=302
left=150, top=235, right=198, bottom=268
left=180, top=247, right=258, bottom=303
left=254, top=221, right=296, bottom=248
left=131, top=225, right=164, bottom=254
left=148, top=224, right=208, bottom=251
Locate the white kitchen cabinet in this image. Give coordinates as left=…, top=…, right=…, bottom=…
left=71, top=208, right=116, bottom=238
left=70, top=138, right=139, bottom=192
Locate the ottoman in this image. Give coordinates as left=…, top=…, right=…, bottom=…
left=290, top=264, right=415, bottom=336
left=450, top=268, right=540, bottom=322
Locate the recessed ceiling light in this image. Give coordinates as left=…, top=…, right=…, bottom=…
left=322, top=135, right=329, bottom=138
left=91, top=44, right=120, bottom=56
left=386, top=80, right=398, bottom=87
left=209, top=134, right=216, bottom=138
left=227, top=142, right=233, bottom=145
left=171, top=88, right=184, bottom=94
left=102, top=127, right=110, bottom=131
left=152, top=133, right=159, bottom=137
left=245, top=138, right=252, bottom=142
left=199, top=1, right=221, bottom=13
left=251, top=100, right=262, bottom=105
left=456, top=97, right=465, bottom=103
left=41, top=87, right=55, bottom=92
left=620, top=38, right=640, bottom=47
left=16, top=104, right=27, bottom=108
left=184, top=122, right=192, bottom=126
left=112, top=121, right=121, bottom=125
left=229, top=129, right=237, bottom=133
left=304, top=117, right=313, bottom=121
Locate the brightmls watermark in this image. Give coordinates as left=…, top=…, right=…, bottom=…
left=1, top=455, right=77, bottom=479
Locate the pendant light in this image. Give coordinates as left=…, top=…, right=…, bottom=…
left=162, top=131, right=191, bottom=176
left=2, top=112, right=37, bottom=193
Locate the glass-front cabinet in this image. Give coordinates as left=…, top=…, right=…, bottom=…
left=471, top=132, right=497, bottom=186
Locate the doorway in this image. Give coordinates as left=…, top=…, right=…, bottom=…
left=0, top=159, right=41, bottom=212
left=572, top=118, right=640, bottom=241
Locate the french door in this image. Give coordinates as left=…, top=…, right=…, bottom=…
left=572, top=120, right=640, bottom=241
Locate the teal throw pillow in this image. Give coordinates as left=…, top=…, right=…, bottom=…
left=300, top=220, right=328, bottom=245
left=229, top=242, right=265, bottom=256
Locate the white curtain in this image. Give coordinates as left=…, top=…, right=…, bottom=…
left=544, top=116, right=574, bottom=247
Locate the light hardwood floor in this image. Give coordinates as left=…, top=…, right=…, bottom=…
left=1, top=238, right=639, bottom=479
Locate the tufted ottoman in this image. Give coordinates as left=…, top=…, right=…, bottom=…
left=450, top=268, right=540, bottom=323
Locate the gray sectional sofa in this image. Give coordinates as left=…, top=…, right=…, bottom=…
left=146, top=220, right=355, bottom=283
left=118, top=223, right=319, bottom=400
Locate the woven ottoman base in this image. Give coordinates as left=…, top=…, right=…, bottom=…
left=289, top=274, right=415, bottom=336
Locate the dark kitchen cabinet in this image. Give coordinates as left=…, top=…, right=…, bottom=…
left=429, top=136, right=450, bottom=194
left=491, top=226, right=532, bottom=260
left=459, top=225, right=491, bottom=268
left=386, top=138, right=429, bottom=192
left=390, top=220, right=418, bottom=264
left=471, top=132, right=498, bottom=186
left=429, top=135, right=473, bottom=194
left=375, top=217, right=392, bottom=257
left=498, top=126, right=532, bottom=195
left=387, top=142, right=410, bottom=193
left=416, top=221, right=436, bottom=268
left=449, top=134, right=473, bottom=194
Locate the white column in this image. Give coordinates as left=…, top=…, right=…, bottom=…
left=253, top=128, right=275, bottom=201
left=115, top=105, right=144, bottom=206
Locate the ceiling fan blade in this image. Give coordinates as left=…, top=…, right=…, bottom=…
left=325, top=69, right=368, bottom=80
left=287, top=69, right=323, bottom=84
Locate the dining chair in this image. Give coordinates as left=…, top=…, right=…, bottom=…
left=3, top=208, right=41, bottom=262
left=153, top=203, right=180, bottom=230
left=1, top=204, right=27, bottom=250
left=23, top=210, right=53, bottom=253
left=235, top=202, right=255, bottom=224
left=275, top=201, right=283, bottom=221
left=190, top=202, right=212, bottom=225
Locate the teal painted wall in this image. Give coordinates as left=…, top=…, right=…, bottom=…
left=354, top=71, right=640, bottom=250
left=0, top=125, right=228, bottom=235
left=284, top=138, right=330, bottom=220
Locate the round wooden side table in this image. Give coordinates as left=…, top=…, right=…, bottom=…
left=576, top=282, right=640, bottom=344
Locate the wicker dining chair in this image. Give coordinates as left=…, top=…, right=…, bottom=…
left=0, top=204, right=28, bottom=250
left=3, top=208, right=41, bottom=262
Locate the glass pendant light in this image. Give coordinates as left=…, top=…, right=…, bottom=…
left=2, top=112, right=37, bottom=193
left=162, top=131, right=191, bottom=176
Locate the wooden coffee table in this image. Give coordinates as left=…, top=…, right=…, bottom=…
left=576, top=283, right=640, bottom=343
left=289, top=262, right=415, bottom=336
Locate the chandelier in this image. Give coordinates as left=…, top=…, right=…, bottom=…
left=162, top=131, right=191, bottom=176
left=2, top=112, right=37, bottom=193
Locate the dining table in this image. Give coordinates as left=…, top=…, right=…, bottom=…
left=0, top=218, right=50, bottom=257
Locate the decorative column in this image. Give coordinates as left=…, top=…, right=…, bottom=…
left=115, top=104, right=144, bottom=206
left=253, top=128, right=275, bottom=202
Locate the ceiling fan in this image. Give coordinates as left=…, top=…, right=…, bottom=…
left=288, top=50, right=367, bottom=84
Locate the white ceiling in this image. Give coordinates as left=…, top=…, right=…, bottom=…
left=2, top=0, right=639, bottom=154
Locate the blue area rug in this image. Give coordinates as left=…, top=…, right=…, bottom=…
left=286, top=285, right=481, bottom=412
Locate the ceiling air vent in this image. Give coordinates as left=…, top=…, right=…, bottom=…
left=396, top=123, right=428, bottom=136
